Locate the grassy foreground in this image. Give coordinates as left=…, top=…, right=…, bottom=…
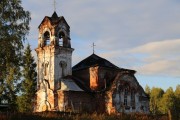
left=0, top=112, right=168, bottom=120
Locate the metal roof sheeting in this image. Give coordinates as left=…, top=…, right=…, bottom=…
left=61, top=79, right=84, bottom=91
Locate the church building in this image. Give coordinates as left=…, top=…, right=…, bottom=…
left=35, top=11, right=149, bottom=114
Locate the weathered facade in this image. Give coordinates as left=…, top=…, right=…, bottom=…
left=35, top=12, right=149, bottom=114
left=72, top=54, right=149, bottom=114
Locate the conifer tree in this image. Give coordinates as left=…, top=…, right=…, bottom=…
left=0, top=0, right=30, bottom=108
left=17, top=44, right=37, bottom=112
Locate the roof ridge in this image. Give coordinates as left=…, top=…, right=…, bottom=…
left=72, top=53, right=120, bottom=71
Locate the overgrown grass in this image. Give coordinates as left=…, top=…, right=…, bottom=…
left=0, top=112, right=168, bottom=120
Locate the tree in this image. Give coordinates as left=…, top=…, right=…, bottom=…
left=150, top=87, right=164, bottom=115
left=174, top=85, right=180, bottom=120
left=160, top=87, right=175, bottom=113
left=160, top=87, right=175, bottom=120
left=17, top=44, right=37, bottom=112
left=145, top=85, right=151, bottom=96
left=0, top=0, right=30, bottom=108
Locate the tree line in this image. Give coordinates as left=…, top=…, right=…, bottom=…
left=145, top=85, right=180, bottom=119
left=0, top=0, right=36, bottom=112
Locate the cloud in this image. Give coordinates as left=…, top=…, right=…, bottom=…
left=93, top=39, right=180, bottom=77
left=72, top=38, right=180, bottom=78
left=135, top=59, right=180, bottom=77
left=122, top=39, right=180, bottom=77
left=130, top=39, right=180, bottom=77
left=129, top=39, right=180, bottom=55
left=23, top=0, right=180, bottom=50
left=62, top=0, right=180, bottom=50
left=21, top=1, right=180, bottom=78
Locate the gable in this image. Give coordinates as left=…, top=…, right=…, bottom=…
left=107, top=72, right=147, bottom=96
left=38, top=12, right=70, bottom=29
left=73, top=54, right=120, bottom=71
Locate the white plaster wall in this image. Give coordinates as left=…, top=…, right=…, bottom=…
left=54, top=49, right=73, bottom=82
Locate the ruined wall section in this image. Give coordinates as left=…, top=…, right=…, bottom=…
left=105, top=72, right=149, bottom=114
left=98, top=67, right=119, bottom=89
left=35, top=46, right=56, bottom=112
left=72, top=69, right=90, bottom=87
left=36, top=46, right=56, bottom=90
left=89, top=66, right=119, bottom=91
left=57, top=91, right=95, bottom=113
left=89, top=66, right=99, bottom=90
left=73, top=66, right=120, bottom=91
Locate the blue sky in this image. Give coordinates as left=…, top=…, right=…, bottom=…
left=22, top=0, right=180, bottom=90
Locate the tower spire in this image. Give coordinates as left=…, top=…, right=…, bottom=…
left=92, top=43, right=96, bottom=54
left=53, top=0, right=56, bottom=11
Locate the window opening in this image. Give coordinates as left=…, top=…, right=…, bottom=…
left=124, top=88, right=128, bottom=106
left=60, top=61, right=66, bottom=78
left=112, top=92, right=116, bottom=106
left=59, top=32, right=65, bottom=46
left=131, top=90, right=135, bottom=107
left=44, top=31, right=50, bottom=45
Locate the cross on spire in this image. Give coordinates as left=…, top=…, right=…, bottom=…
left=92, top=43, right=96, bottom=54
left=53, top=0, right=56, bottom=11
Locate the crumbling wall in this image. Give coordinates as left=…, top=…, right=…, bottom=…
left=72, top=69, right=90, bottom=87
left=57, top=91, right=95, bottom=113
left=89, top=66, right=99, bottom=90
left=105, top=72, right=149, bottom=114
left=89, top=66, right=119, bottom=91
left=98, top=67, right=119, bottom=89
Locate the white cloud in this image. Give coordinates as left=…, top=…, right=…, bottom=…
left=129, top=39, right=180, bottom=56
left=95, top=39, right=180, bottom=77
left=135, top=59, right=180, bottom=77
left=130, top=39, right=180, bottom=77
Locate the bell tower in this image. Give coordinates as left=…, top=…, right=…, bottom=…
left=35, top=12, right=74, bottom=112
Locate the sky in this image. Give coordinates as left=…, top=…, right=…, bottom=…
left=21, top=0, right=180, bottom=91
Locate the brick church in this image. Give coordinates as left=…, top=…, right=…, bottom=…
left=35, top=12, right=149, bottom=114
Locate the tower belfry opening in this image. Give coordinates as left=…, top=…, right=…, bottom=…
left=44, top=31, right=50, bottom=45
left=59, top=32, right=65, bottom=46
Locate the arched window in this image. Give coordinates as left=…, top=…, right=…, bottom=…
left=131, top=90, right=135, bottom=107
left=44, top=31, right=50, bottom=45
left=60, top=61, right=67, bottom=78
left=124, top=88, right=128, bottom=106
left=59, top=32, right=65, bottom=46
